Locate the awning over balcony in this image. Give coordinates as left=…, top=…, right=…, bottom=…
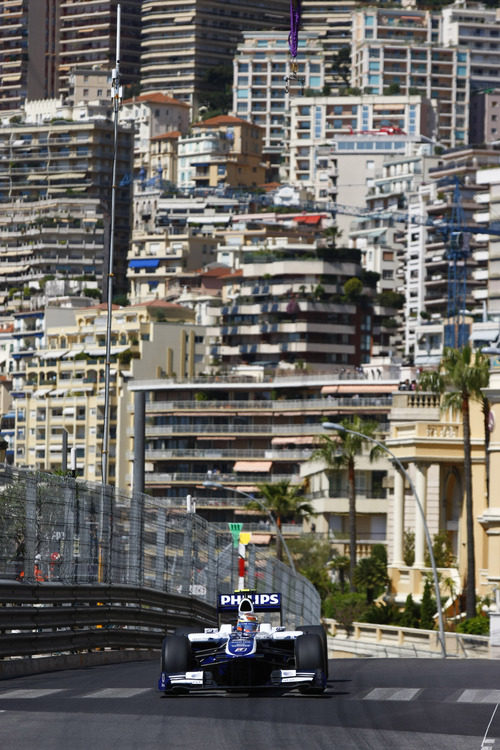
left=292, top=214, right=325, bottom=225
left=233, top=460, right=272, bottom=472
left=31, top=387, right=53, bottom=398
left=271, top=436, right=316, bottom=445
left=321, top=383, right=398, bottom=394
left=39, top=349, right=68, bottom=360
left=129, top=258, right=160, bottom=269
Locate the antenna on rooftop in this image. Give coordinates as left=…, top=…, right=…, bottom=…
left=102, top=2, right=122, bottom=486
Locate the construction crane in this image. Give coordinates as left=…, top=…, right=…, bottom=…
left=330, top=178, right=500, bottom=349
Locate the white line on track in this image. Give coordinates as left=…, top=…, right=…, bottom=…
left=0, top=689, right=65, bottom=699
left=364, top=688, right=421, bottom=701
left=458, top=690, right=500, bottom=704
left=80, top=688, right=152, bottom=698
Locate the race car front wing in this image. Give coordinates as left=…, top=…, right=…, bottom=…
left=158, top=667, right=325, bottom=692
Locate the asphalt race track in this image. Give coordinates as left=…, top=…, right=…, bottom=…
left=0, top=657, right=498, bottom=749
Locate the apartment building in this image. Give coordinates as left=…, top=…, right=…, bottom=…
left=0, top=119, right=133, bottom=295
left=14, top=302, right=206, bottom=486
left=288, top=93, right=433, bottom=205
left=301, top=0, right=356, bottom=89
left=129, top=373, right=394, bottom=542
left=400, top=148, right=500, bottom=365
left=178, top=116, right=265, bottom=192
left=120, top=93, right=190, bottom=180
left=0, top=1, right=141, bottom=111
left=140, top=0, right=289, bottom=110
left=233, top=31, right=325, bottom=180
left=204, top=237, right=379, bottom=372
left=440, top=3, right=500, bottom=143
left=351, top=7, right=470, bottom=148
left=128, top=228, right=219, bottom=305
left=476, top=166, right=500, bottom=318
left=149, top=132, right=181, bottom=189
left=0, top=0, right=53, bottom=112
left=57, top=0, right=141, bottom=100
left=0, top=198, right=106, bottom=307
left=347, top=152, right=440, bottom=357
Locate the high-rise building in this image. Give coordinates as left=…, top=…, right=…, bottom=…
left=233, top=31, right=325, bottom=181
left=140, top=0, right=289, bottom=110
left=0, top=118, right=133, bottom=295
left=57, top=0, right=142, bottom=100
left=0, top=0, right=56, bottom=111
left=0, top=1, right=142, bottom=112
left=301, top=0, right=356, bottom=89
left=351, top=7, right=470, bottom=149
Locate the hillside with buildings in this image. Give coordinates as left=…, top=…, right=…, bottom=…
left=1, top=0, right=500, bottom=618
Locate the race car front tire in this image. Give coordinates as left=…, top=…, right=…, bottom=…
left=297, top=624, right=328, bottom=678
left=294, top=634, right=326, bottom=694
left=161, top=635, right=192, bottom=674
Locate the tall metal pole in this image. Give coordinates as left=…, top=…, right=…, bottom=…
left=102, top=3, right=122, bottom=486
left=321, top=422, right=447, bottom=658
left=203, top=481, right=297, bottom=573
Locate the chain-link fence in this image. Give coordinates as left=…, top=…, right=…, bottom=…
left=0, top=466, right=320, bottom=626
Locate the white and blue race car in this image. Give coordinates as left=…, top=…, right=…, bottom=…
left=158, top=592, right=328, bottom=694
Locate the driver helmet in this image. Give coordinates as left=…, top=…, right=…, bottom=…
left=236, top=613, right=259, bottom=637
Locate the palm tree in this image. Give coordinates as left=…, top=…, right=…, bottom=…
left=311, top=416, right=384, bottom=591
left=252, top=481, right=314, bottom=563
left=419, top=346, right=489, bottom=618
left=329, top=554, right=350, bottom=593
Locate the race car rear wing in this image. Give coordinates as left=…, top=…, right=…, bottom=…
left=217, top=592, right=282, bottom=626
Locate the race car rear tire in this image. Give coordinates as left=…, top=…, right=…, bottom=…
left=161, top=635, right=191, bottom=674
left=297, top=624, right=328, bottom=678
left=295, top=634, right=325, bottom=694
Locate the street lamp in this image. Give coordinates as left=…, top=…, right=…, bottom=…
left=321, top=422, right=447, bottom=658
left=203, top=481, right=296, bottom=574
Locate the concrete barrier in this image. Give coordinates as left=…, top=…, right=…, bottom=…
left=324, top=619, right=490, bottom=658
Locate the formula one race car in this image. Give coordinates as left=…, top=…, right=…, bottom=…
left=158, top=592, right=328, bottom=695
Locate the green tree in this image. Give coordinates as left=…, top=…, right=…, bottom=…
left=321, top=226, right=343, bottom=250
left=198, top=64, right=233, bottom=118
left=330, top=46, right=351, bottom=86
left=323, top=592, right=367, bottom=635
left=400, top=594, right=420, bottom=629
left=424, top=530, right=455, bottom=568
left=252, top=481, right=314, bottom=563
left=343, top=277, right=363, bottom=302
left=420, top=578, right=436, bottom=630
left=329, top=554, right=350, bottom=593
left=288, top=534, right=334, bottom=601
left=354, top=552, right=389, bottom=604
left=403, top=530, right=415, bottom=567
left=311, top=417, right=385, bottom=590
left=419, top=347, right=489, bottom=618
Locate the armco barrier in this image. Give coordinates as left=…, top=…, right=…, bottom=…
left=0, top=582, right=216, bottom=660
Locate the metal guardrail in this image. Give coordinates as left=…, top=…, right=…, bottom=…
left=0, top=465, right=321, bottom=663
left=0, top=582, right=217, bottom=658
left=0, top=576, right=320, bottom=663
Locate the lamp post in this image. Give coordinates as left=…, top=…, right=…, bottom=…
left=203, top=481, right=296, bottom=574
left=321, top=422, right=446, bottom=658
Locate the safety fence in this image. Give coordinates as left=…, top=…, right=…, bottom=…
left=0, top=465, right=320, bottom=660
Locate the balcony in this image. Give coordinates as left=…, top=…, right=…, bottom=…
left=145, top=472, right=300, bottom=485
left=144, top=396, right=392, bottom=412
left=144, top=448, right=313, bottom=461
